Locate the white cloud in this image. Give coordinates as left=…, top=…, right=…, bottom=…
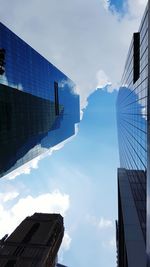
left=100, top=0, right=111, bottom=10
left=87, top=215, right=113, bottom=230
left=109, top=236, right=116, bottom=248
left=0, top=190, right=70, bottom=237
left=98, top=217, right=113, bottom=229
left=58, top=231, right=72, bottom=262
left=0, top=191, right=19, bottom=202
left=12, top=190, right=70, bottom=219
left=128, top=0, right=147, bottom=18
left=96, top=69, right=111, bottom=89
left=61, top=232, right=72, bottom=251
left=102, top=236, right=116, bottom=250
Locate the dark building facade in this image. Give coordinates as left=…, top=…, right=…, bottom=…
left=56, top=264, right=68, bottom=267
left=116, top=1, right=150, bottom=266
left=0, top=22, right=80, bottom=178
left=117, top=169, right=146, bottom=266
left=0, top=213, right=64, bottom=267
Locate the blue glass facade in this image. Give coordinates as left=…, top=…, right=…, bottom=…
left=0, top=22, right=80, bottom=178
left=116, top=2, right=150, bottom=265
left=117, top=4, right=148, bottom=172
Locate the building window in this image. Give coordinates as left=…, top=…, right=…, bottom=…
left=54, top=81, right=59, bottom=116
left=133, top=32, right=140, bottom=84
left=5, top=260, right=16, bottom=267
left=22, top=222, right=40, bottom=243
left=0, top=48, right=5, bottom=75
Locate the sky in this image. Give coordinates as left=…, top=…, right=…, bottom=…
left=0, top=0, right=148, bottom=266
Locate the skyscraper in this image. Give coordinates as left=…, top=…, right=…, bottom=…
left=116, top=169, right=146, bottom=266
left=0, top=213, right=64, bottom=266
left=0, top=22, right=80, bottom=178
left=116, top=1, right=149, bottom=266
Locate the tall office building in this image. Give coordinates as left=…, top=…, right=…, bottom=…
left=0, top=213, right=64, bottom=266
left=0, top=22, right=80, bottom=178
left=116, top=1, right=150, bottom=266
left=116, top=169, right=146, bottom=266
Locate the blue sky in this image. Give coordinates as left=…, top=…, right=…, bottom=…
left=0, top=0, right=148, bottom=266
left=110, top=0, right=126, bottom=13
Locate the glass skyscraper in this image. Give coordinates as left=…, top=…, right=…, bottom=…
left=116, top=1, right=150, bottom=266
left=116, top=169, right=146, bottom=266
left=0, top=22, right=80, bottom=178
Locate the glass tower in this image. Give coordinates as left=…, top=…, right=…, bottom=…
left=116, top=1, right=150, bottom=265
left=0, top=22, right=80, bottom=178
